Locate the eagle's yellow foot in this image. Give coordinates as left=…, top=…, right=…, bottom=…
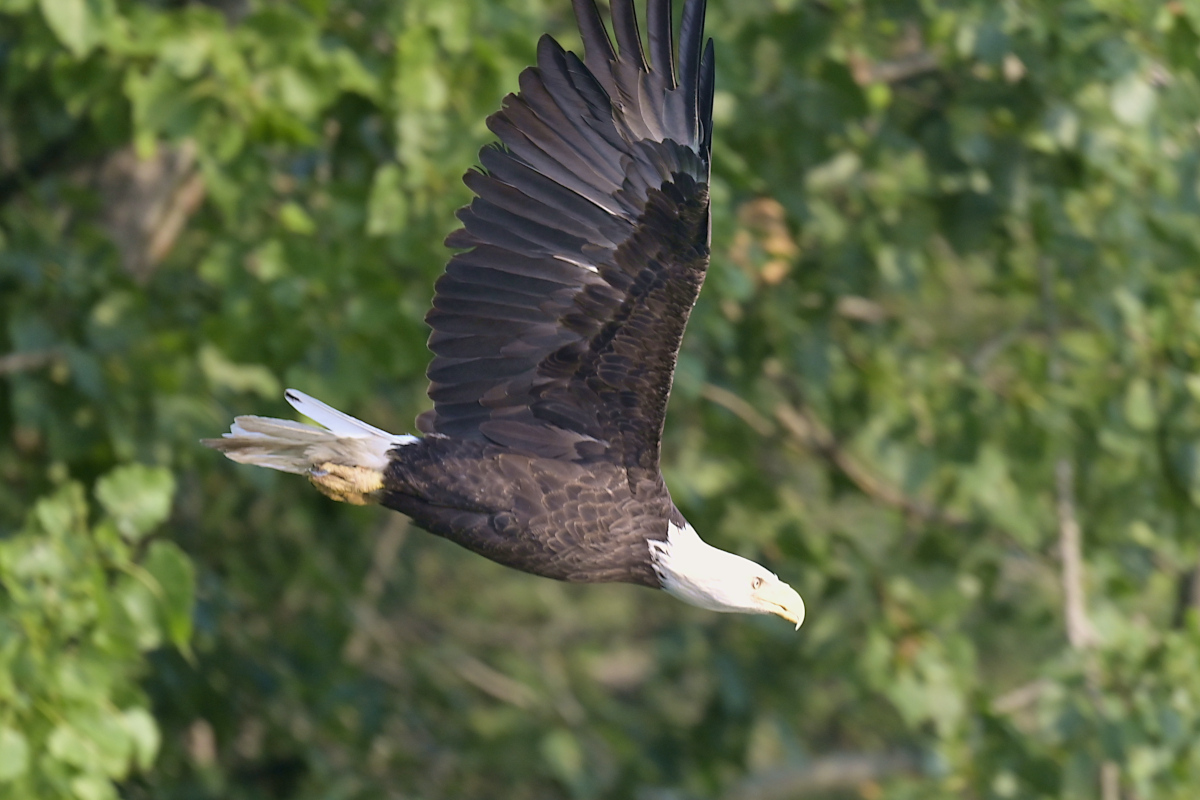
left=309, top=463, right=385, bottom=505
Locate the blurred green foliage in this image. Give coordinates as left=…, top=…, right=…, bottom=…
left=3, top=0, right=1200, bottom=798
left=0, top=466, right=188, bottom=798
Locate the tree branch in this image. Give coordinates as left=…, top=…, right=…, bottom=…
left=700, top=382, right=775, bottom=436
left=864, top=52, right=940, bottom=85
left=96, top=142, right=206, bottom=282
left=0, top=349, right=61, bottom=376
left=701, top=381, right=967, bottom=527
left=1040, top=256, right=1114, bottom=797
left=1040, top=255, right=1096, bottom=651
left=774, top=400, right=968, bottom=528
left=452, top=655, right=540, bottom=710
left=1056, top=458, right=1097, bottom=649
left=1101, top=761, right=1120, bottom=800
left=992, top=678, right=1052, bottom=715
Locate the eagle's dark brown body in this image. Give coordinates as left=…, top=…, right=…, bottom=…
left=381, top=436, right=672, bottom=586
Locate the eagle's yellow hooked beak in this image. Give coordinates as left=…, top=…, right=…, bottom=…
left=754, top=579, right=806, bottom=630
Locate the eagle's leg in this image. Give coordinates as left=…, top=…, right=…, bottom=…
left=309, top=463, right=385, bottom=506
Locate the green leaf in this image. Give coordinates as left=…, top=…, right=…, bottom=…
left=47, top=724, right=97, bottom=771
left=120, top=708, right=160, bottom=771
left=1185, top=374, right=1200, bottom=403
left=539, top=729, right=584, bottom=789
left=279, top=201, right=316, bottom=235
left=199, top=344, right=282, bottom=399
left=116, top=578, right=163, bottom=651
left=0, top=727, right=29, bottom=781
left=245, top=238, right=288, bottom=281
left=160, top=30, right=213, bottom=80
left=95, top=465, right=176, bottom=542
left=33, top=483, right=87, bottom=538
left=143, top=541, right=195, bottom=651
left=366, top=163, right=408, bottom=236
left=1124, top=378, right=1157, bottom=432
left=275, top=66, right=323, bottom=117
left=1111, top=74, right=1155, bottom=125
left=73, top=710, right=134, bottom=777
left=71, top=775, right=118, bottom=800
left=38, top=0, right=107, bottom=58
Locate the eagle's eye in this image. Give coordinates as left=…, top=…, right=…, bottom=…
left=751, top=576, right=763, bottom=590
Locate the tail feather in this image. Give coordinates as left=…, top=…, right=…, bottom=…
left=284, top=389, right=393, bottom=438
left=204, top=389, right=416, bottom=475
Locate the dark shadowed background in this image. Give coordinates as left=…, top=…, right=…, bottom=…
left=3, top=0, right=1200, bottom=798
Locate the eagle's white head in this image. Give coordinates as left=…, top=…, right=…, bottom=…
left=649, top=519, right=805, bottom=629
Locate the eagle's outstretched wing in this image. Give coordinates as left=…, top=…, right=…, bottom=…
left=419, top=0, right=714, bottom=479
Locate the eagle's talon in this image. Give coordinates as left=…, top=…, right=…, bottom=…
left=308, top=462, right=384, bottom=506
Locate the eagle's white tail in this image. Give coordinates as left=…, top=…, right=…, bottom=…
left=204, top=389, right=416, bottom=475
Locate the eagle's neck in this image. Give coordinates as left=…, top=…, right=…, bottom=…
left=648, top=519, right=759, bottom=612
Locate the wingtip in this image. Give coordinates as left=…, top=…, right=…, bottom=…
left=536, top=32, right=563, bottom=59
left=678, top=0, right=709, bottom=137
left=571, top=0, right=616, bottom=75
left=610, top=0, right=649, bottom=72
left=647, top=0, right=676, bottom=87
left=699, top=37, right=715, bottom=152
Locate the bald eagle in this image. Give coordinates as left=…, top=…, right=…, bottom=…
left=205, top=0, right=804, bottom=628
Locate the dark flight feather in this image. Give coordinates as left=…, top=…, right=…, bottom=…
left=648, top=0, right=675, bottom=88
left=421, top=0, right=715, bottom=484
